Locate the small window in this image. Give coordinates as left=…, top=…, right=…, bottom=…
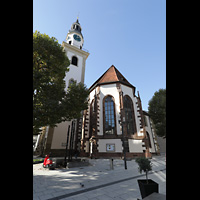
left=71, top=56, right=78, bottom=66
left=68, top=79, right=75, bottom=86
left=69, top=41, right=71, bottom=45
left=76, top=25, right=80, bottom=31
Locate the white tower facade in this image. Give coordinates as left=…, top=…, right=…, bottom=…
left=44, top=19, right=89, bottom=156
left=62, top=19, right=89, bottom=91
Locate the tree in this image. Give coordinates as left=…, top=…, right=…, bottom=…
left=59, top=81, right=89, bottom=121
left=33, top=31, right=89, bottom=134
left=135, top=157, right=152, bottom=184
left=148, top=88, right=166, bottom=138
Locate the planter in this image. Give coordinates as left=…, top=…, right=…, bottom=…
left=137, top=179, right=158, bottom=199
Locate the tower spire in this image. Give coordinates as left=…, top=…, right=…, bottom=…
left=77, top=12, right=80, bottom=23
left=65, top=18, right=84, bottom=49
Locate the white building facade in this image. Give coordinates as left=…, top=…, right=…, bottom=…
left=80, top=65, right=159, bottom=158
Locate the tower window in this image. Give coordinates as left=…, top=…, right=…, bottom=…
left=69, top=41, right=71, bottom=45
left=71, top=56, right=78, bottom=66
left=68, top=78, right=76, bottom=86
left=76, top=25, right=80, bottom=31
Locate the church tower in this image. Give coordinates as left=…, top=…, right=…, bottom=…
left=62, top=18, right=89, bottom=90
left=42, top=19, right=89, bottom=156
left=66, top=18, right=84, bottom=49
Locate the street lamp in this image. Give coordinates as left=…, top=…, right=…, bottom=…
left=118, top=89, right=127, bottom=170
left=119, top=117, right=127, bottom=170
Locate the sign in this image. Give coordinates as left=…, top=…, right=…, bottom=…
left=106, top=144, right=115, bottom=152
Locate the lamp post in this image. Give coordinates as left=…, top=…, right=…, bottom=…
left=118, top=116, right=127, bottom=170
left=121, top=119, right=127, bottom=170
left=118, top=89, right=127, bottom=170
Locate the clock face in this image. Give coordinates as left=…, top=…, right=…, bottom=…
left=73, top=34, right=81, bottom=42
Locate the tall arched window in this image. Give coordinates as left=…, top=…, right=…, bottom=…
left=89, top=99, right=95, bottom=137
left=103, top=95, right=116, bottom=135
left=71, top=56, right=78, bottom=66
left=123, top=95, right=136, bottom=134
left=146, top=131, right=152, bottom=148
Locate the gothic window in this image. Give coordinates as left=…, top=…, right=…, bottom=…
left=103, top=95, right=116, bottom=135
left=144, top=115, right=148, bottom=127
left=89, top=99, right=96, bottom=137
left=146, top=131, right=152, bottom=148
left=123, top=95, right=135, bottom=134
left=91, top=99, right=95, bottom=112
left=71, top=56, right=78, bottom=66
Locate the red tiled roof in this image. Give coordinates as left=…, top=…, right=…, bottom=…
left=89, top=65, right=135, bottom=91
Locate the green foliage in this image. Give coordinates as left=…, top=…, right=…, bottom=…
left=135, top=157, right=152, bottom=183
left=135, top=157, right=152, bottom=174
left=148, top=88, right=166, bottom=138
left=58, top=82, right=89, bottom=121
left=33, top=31, right=89, bottom=134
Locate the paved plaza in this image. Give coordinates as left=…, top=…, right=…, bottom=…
left=33, top=155, right=166, bottom=200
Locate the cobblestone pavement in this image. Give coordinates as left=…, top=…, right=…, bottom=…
left=33, top=155, right=166, bottom=200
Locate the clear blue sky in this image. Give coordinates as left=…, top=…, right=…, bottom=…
left=33, top=0, right=166, bottom=111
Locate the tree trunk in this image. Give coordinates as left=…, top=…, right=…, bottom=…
left=146, top=171, right=149, bottom=184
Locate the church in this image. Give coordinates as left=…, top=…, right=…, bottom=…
left=35, top=19, right=160, bottom=158
left=80, top=65, right=159, bottom=158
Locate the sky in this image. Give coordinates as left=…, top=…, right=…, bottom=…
left=33, top=0, right=166, bottom=111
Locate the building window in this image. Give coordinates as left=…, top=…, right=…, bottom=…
left=71, top=56, right=78, bottom=66
left=146, top=131, right=152, bottom=148
left=76, top=25, right=80, bottom=31
left=89, top=99, right=96, bottom=137
left=103, top=95, right=116, bottom=135
left=68, top=79, right=76, bottom=87
left=144, top=116, right=148, bottom=127
left=123, top=95, right=135, bottom=134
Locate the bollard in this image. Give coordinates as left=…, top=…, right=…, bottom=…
left=110, top=158, right=114, bottom=170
